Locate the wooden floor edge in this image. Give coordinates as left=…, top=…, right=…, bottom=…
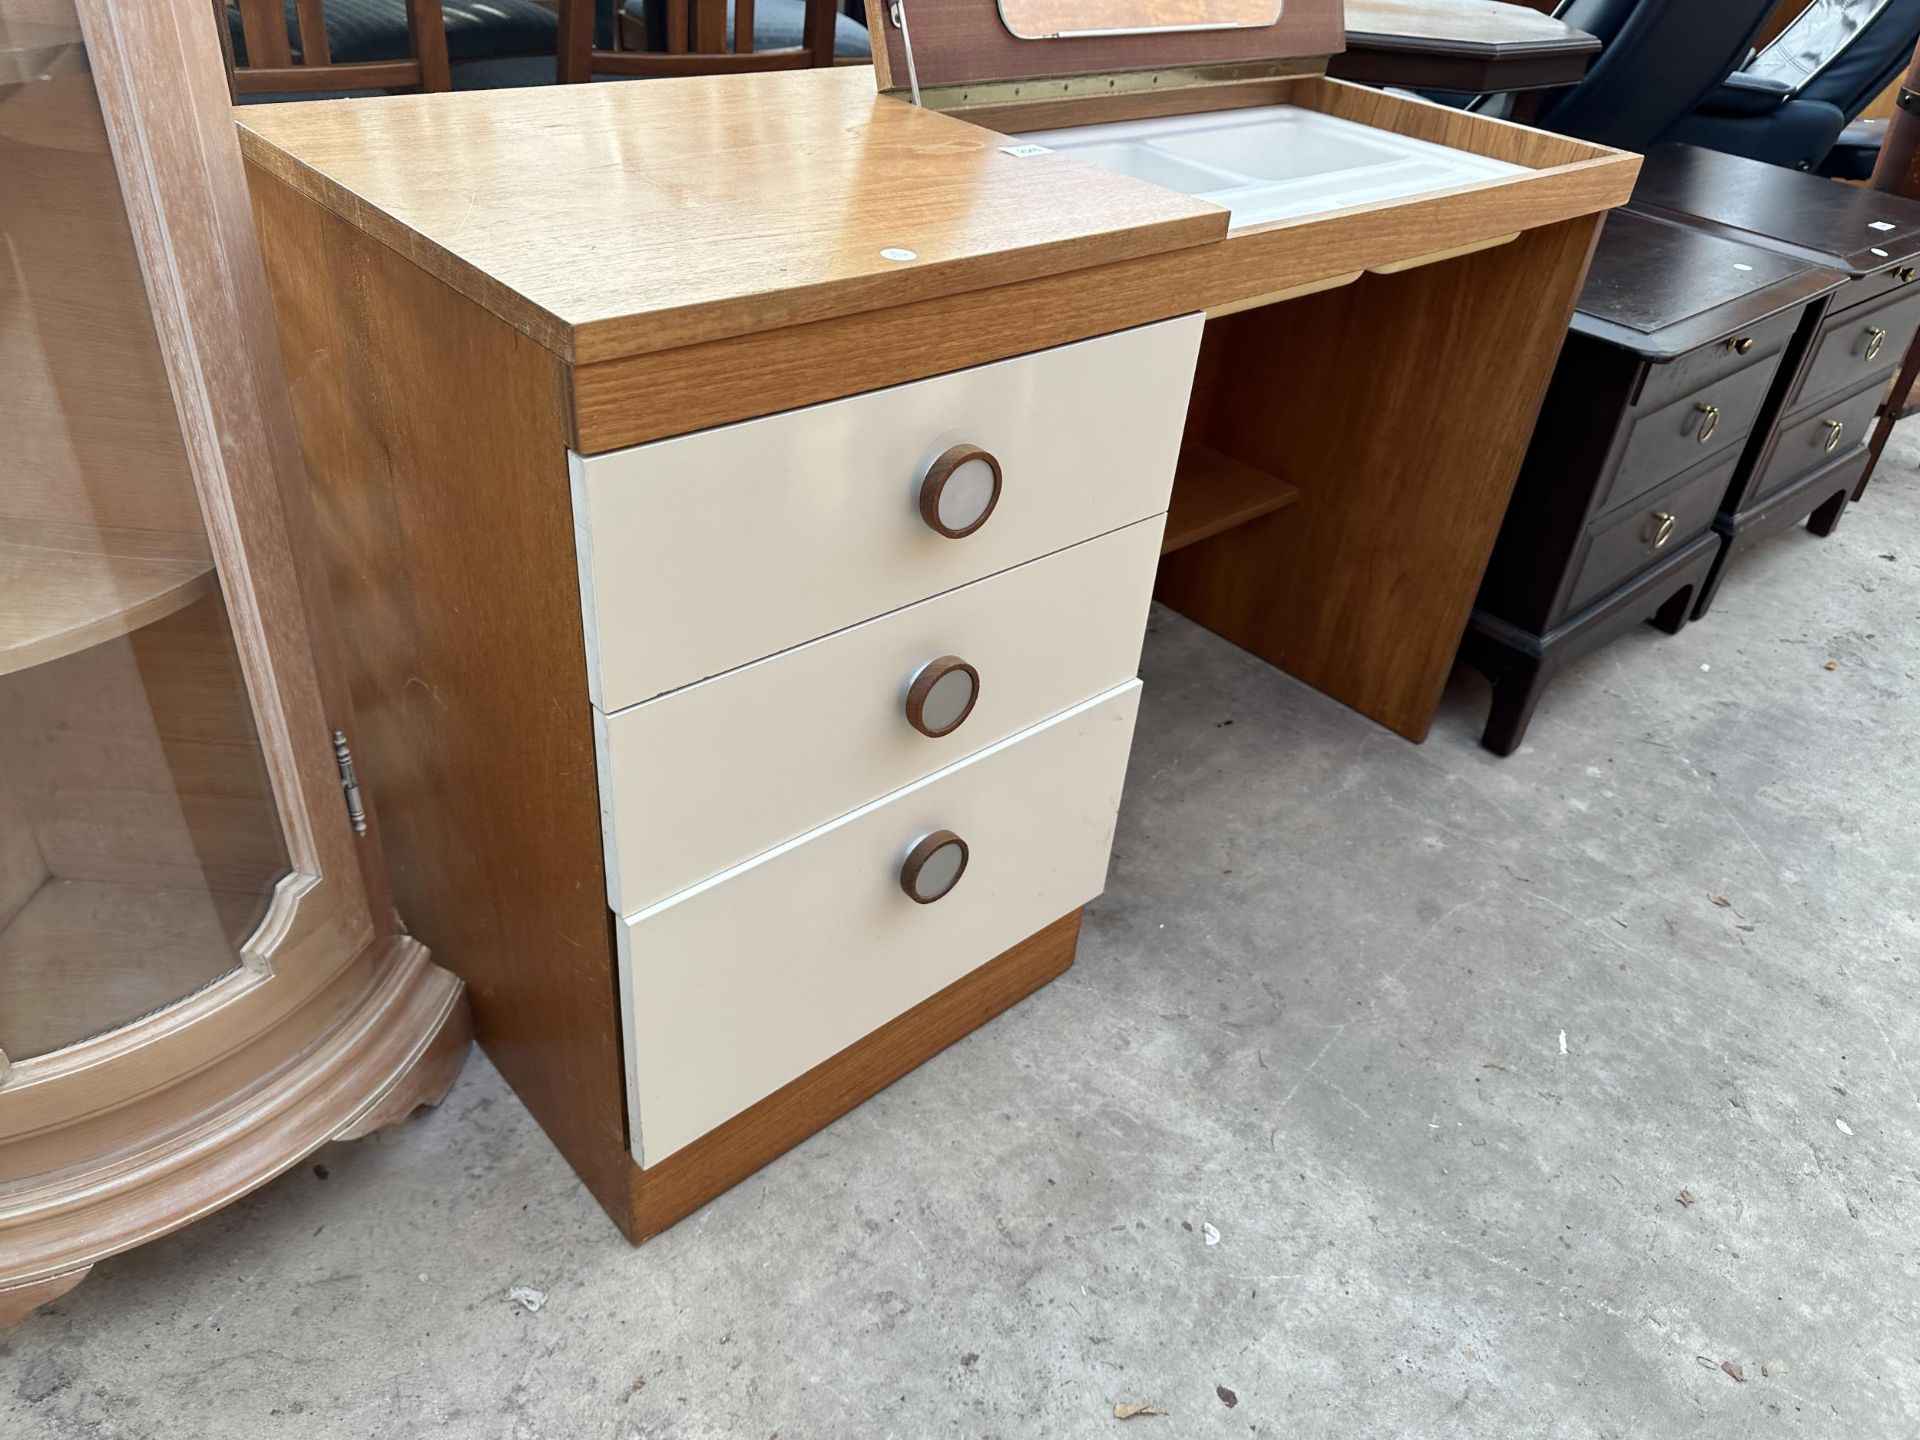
left=0, top=937, right=469, bottom=1321
left=615, top=909, right=1084, bottom=1243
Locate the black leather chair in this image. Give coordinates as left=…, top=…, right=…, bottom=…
left=626, top=0, right=871, bottom=60
left=1521, top=0, right=1781, bottom=151
left=1670, top=0, right=1920, bottom=177
left=225, top=0, right=593, bottom=91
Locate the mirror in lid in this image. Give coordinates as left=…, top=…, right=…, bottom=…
left=996, top=0, right=1282, bottom=39
left=873, top=0, right=1342, bottom=95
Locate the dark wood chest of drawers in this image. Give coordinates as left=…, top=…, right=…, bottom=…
left=1462, top=209, right=1844, bottom=755
left=1630, top=144, right=1920, bottom=614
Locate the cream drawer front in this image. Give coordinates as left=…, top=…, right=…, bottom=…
left=570, top=316, right=1202, bottom=710
left=596, top=519, right=1161, bottom=915
left=618, top=681, right=1141, bottom=1166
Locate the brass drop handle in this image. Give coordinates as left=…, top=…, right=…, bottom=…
left=1723, top=335, right=1755, bottom=355
left=919, top=444, right=1002, bottom=538
left=1898, top=267, right=1916, bottom=283
left=1694, top=403, right=1720, bottom=444
left=1649, top=512, right=1677, bottom=549
left=1823, top=418, right=1846, bottom=453
left=904, top=655, right=980, bottom=738
left=1866, top=325, right=1888, bottom=362
left=900, top=829, right=969, bottom=904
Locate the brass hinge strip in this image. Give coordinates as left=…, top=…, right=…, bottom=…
left=886, top=56, right=1326, bottom=113
left=332, top=729, right=368, bottom=837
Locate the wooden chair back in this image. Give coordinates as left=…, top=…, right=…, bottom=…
left=558, top=0, right=839, bottom=82
left=218, top=0, right=452, bottom=96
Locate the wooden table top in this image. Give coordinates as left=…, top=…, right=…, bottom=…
left=237, top=67, right=1225, bottom=365
left=1332, top=0, right=1599, bottom=94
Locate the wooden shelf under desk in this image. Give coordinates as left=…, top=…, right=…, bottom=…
left=0, top=522, right=216, bottom=678
left=1160, top=444, right=1301, bottom=555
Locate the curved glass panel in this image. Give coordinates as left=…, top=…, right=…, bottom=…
left=0, top=0, right=290, bottom=1061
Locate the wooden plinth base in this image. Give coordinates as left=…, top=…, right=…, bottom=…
left=0, top=940, right=470, bottom=1329
left=608, top=909, right=1082, bottom=1244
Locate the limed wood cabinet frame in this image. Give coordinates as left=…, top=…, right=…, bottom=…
left=237, top=54, right=1635, bottom=1239
left=0, top=0, right=468, bottom=1327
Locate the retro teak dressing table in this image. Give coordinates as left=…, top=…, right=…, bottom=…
left=237, top=0, right=1635, bottom=1239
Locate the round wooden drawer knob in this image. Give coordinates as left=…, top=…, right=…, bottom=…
left=904, top=655, right=980, bottom=737
left=919, top=444, right=1002, bottom=538
left=901, top=829, right=969, bottom=904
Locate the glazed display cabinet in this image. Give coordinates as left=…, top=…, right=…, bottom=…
left=0, top=0, right=468, bottom=1327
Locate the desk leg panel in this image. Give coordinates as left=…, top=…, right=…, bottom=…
left=1156, top=213, right=1604, bottom=742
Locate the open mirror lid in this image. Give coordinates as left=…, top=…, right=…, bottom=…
left=873, top=0, right=1345, bottom=108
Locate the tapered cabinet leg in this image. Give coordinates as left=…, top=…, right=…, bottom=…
left=1461, top=624, right=1552, bottom=758
left=333, top=992, right=473, bottom=1143
left=0, top=1268, right=91, bottom=1330
left=1650, top=584, right=1696, bottom=635
left=1481, top=655, right=1549, bottom=757
left=1807, top=487, right=1850, bottom=538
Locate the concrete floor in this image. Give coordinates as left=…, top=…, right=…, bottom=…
left=9, top=433, right=1920, bottom=1440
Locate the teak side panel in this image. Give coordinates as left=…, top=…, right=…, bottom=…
left=243, top=168, right=635, bottom=1229
left=1155, top=214, right=1604, bottom=741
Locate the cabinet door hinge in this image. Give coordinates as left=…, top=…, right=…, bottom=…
left=332, top=729, right=368, bottom=836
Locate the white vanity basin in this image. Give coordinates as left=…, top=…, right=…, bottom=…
left=1017, top=106, right=1527, bottom=228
